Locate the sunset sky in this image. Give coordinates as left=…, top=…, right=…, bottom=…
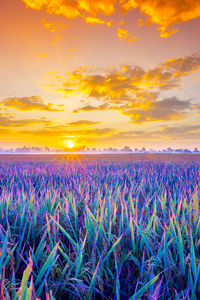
left=0, top=0, right=200, bottom=150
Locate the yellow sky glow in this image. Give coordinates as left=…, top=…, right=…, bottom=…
left=0, top=0, right=199, bottom=150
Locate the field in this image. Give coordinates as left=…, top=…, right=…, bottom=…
left=0, top=154, right=200, bottom=299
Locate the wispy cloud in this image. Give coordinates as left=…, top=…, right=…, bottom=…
left=116, top=28, right=137, bottom=42
left=73, top=103, right=109, bottom=113
left=122, top=97, right=192, bottom=123
left=192, top=104, right=200, bottom=115
left=67, top=120, right=101, bottom=126
left=42, top=21, right=67, bottom=32
left=20, top=127, right=115, bottom=138
left=0, top=113, right=52, bottom=127
left=1, top=96, right=64, bottom=111
left=162, top=124, right=200, bottom=139
left=85, top=16, right=111, bottom=26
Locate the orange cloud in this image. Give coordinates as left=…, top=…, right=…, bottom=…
left=193, top=104, right=200, bottom=115
left=47, top=53, right=200, bottom=123
left=0, top=128, right=12, bottom=136
left=101, top=125, right=200, bottom=142
left=73, top=103, right=109, bottom=113
left=21, top=0, right=200, bottom=37
left=161, top=125, right=200, bottom=140
left=116, top=28, right=137, bottom=42
left=21, top=123, right=200, bottom=145
left=1, top=96, right=64, bottom=111
left=40, top=54, right=48, bottom=58
left=121, top=97, right=192, bottom=123
left=42, top=20, right=67, bottom=32
left=51, top=53, right=200, bottom=103
left=67, top=120, right=101, bottom=126
left=164, top=55, right=200, bottom=77
left=0, top=113, right=52, bottom=127
left=20, top=127, right=116, bottom=139
left=120, top=0, right=200, bottom=37
left=73, top=97, right=192, bottom=123
left=159, top=28, right=178, bottom=38
left=22, top=0, right=117, bottom=20
left=85, top=16, right=106, bottom=25
left=43, top=23, right=56, bottom=32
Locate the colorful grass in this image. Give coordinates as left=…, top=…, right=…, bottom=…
left=0, top=155, right=199, bottom=299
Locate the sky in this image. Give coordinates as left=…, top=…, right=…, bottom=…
left=0, top=0, right=200, bottom=150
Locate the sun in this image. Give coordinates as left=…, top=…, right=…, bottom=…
left=66, top=140, right=75, bottom=149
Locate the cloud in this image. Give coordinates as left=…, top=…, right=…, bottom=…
left=73, top=97, right=192, bottom=123
left=21, top=0, right=200, bottom=37
left=72, top=97, right=193, bottom=124
left=0, top=113, right=52, bottom=127
left=159, top=28, right=178, bottom=38
left=74, top=97, right=192, bottom=123
left=85, top=16, right=106, bottom=25
left=0, top=128, right=12, bottom=136
left=22, top=0, right=116, bottom=20
left=122, top=97, right=192, bottom=123
left=162, top=124, right=200, bottom=139
left=116, top=28, right=137, bottom=42
left=164, top=55, right=200, bottom=77
left=67, top=120, right=101, bottom=126
left=40, top=54, right=48, bottom=58
left=55, top=65, right=149, bottom=102
left=102, top=130, right=154, bottom=141
left=54, top=53, right=200, bottom=103
left=20, top=127, right=115, bottom=138
left=92, top=124, right=200, bottom=142
left=48, top=53, right=200, bottom=122
left=85, top=16, right=112, bottom=26
left=73, top=103, right=109, bottom=113
left=120, top=0, right=200, bottom=37
left=193, top=104, right=200, bottom=114
left=1, top=96, right=64, bottom=111
left=43, top=22, right=56, bottom=31
left=42, top=21, right=67, bottom=32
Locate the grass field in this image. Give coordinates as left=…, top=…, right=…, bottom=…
left=0, top=154, right=199, bottom=299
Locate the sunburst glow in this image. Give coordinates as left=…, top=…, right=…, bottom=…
left=65, top=140, right=75, bottom=149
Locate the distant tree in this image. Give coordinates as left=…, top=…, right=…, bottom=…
left=183, top=148, right=191, bottom=153
left=121, top=146, right=133, bottom=152
left=141, top=147, right=146, bottom=152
